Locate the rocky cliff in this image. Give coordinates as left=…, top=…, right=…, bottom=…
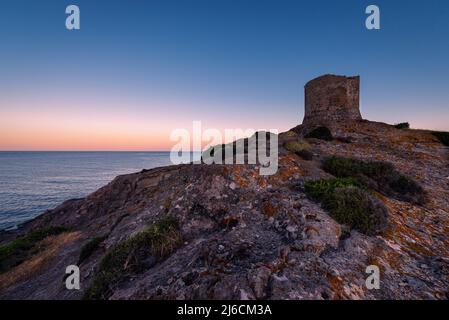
left=0, top=119, right=448, bottom=300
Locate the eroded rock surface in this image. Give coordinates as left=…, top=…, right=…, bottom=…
left=0, top=120, right=448, bottom=300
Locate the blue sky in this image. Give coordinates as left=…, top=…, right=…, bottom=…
left=0, top=0, right=448, bottom=150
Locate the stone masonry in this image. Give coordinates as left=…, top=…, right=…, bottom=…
left=302, top=74, right=362, bottom=126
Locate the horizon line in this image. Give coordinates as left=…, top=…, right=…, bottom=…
left=0, top=150, right=207, bottom=152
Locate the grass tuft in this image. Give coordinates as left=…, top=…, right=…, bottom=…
left=284, top=139, right=315, bottom=160
left=0, top=226, right=68, bottom=273
left=83, top=215, right=182, bottom=300
left=284, top=139, right=311, bottom=153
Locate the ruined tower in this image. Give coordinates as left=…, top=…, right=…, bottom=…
left=302, top=74, right=362, bottom=126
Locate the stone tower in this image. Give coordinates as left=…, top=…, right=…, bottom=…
left=302, top=74, right=362, bottom=126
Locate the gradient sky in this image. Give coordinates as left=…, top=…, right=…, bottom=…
left=0, top=0, right=448, bottom=151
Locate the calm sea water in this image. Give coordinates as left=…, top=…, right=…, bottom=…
left=0, top=152, right=173, bottom=231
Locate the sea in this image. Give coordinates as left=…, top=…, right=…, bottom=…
left=0, top=151, right=174, bottom=231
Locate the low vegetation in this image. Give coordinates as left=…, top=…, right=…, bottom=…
left=83, top=215, right=182, bottom=300
left=284, top=139, right=311, bottom=153
left=305, top=179, right=388, bottom=235
left=284, top=131, right=298, bottom=137
left=78, top=236, right=107, bottom=265
left=305, top=177, right=361, bottom=200
left=0, top=226, right=68, bottom=273
left=322, top=156, right=425, bottom=204
left=284, top=138, right=314, bottom=160
left=394, top=122, right=410, bottom=129
left=431, top=131, right=449, bottom=146
left=305, top=126, right=333, bottom=141
left=324, top=187, right=388, bottom=236
left=305, top=156, right=425, bottom=234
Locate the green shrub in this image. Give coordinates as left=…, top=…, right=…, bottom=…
left=78, top=236, right=107, bottom=265
left=322, top=187, right=388, bottom=236
left=394, top=122, right=410, bottom=129
left=322, top=156, right=365, bottom=177
left=305, top=179, right=388, bottom=235
left=0, top=226, right=68, bottom=272
left=284, top=139, right=311, bottom=153
left=431, top=131, right=449, bottom=146
left=304, top=177, right=360, bottom=200
left=305, top=126, right=333, bottom=141
left=83, top=216, right=182, bottom=300
left=321, top=156, right=424, bottom=204
left=389, top=176, right=424, bottom=199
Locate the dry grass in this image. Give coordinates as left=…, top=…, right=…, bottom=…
left=0, top=231, right=81, bottom=291
left=284, top=139, right=311, bottom=153
left=83, top=216, right=182, bottom=300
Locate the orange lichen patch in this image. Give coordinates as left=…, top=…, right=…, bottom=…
left=280, top=154, right=303, bottom=167
left=257, top=177, right=268, bottom=188
left=249, top=169, right=262, bottom=179
left=390, top=134, right=421, bottom=144
left=326, top=274, right=344, bottom=300
left=390, top=130, right=440, bottom=145
left=404, top=241, right=436, bottom=258
left=383, top=250, right=404, bottom=271
left=278, top=164, right=303, bottom=180
left=268, top=155, right=304, bottom=185
left=366, top=243, right=401, bottom=274
left=261, top=202, right=276, bottom=218
left=0, top=231, right=82, bottom=291
left=230, top=165, right=250, bottom=188
left=381, top=195, right=449, bottom=259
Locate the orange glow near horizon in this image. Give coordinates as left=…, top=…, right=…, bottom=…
left=2, top=95, right=447, bottom=151
left=0, top=114, right=186, bottom=151
left=0, top=99, right=292, bottom=151
left=1, top=106, right=447, bottom=151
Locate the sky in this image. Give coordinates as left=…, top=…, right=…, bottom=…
left=0, top=0, right=448, bottom=151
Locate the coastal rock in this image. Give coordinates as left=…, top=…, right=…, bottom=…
left=1, top=76, right=448, bottom=300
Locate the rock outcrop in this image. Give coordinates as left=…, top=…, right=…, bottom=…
left=0, top=76, right=448, bottom=300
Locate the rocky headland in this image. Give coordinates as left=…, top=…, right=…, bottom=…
left=0, top=75, right=448, bottom=300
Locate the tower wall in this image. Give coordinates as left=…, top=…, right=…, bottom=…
left=303, top=74, right=361, bottom=126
